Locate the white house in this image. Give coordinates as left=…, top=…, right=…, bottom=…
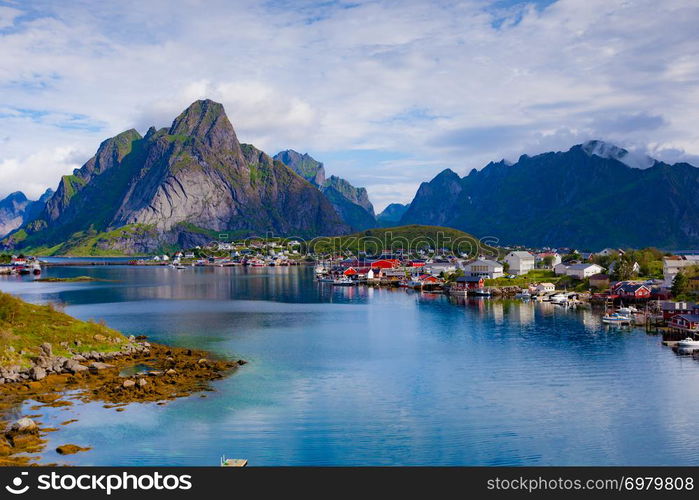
left=663, top=256, right=699, bottom=287
left=463, top=259, right=504, bottom=279
left=423, top=262, right=456, bottom=276
left=560, top=263, right=604, bottom=279
left=597, top=248, right=624, bottom=257
left=535, top=252, right=562, bottom=268
left=535, top=282, right=556, bottom=294
left=504, top=251, right=536, bottom=275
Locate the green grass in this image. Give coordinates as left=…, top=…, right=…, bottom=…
left=309, top=225, right=501, bottom=258
left=0, top=291, right=126, bottom=369
left=485, top=270, right=561, bottom=287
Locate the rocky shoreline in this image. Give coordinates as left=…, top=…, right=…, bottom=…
left=0, top=338, right=246, bottom=465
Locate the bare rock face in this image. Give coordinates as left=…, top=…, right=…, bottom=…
left=5, top=418, right=38, bottom=435
left=8, top=99, right=351, bottom=254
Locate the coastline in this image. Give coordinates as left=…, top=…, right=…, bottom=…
left=0, top=335, right=245, bottom=466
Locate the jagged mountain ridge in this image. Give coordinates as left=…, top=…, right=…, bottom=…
left=0, top=189, right=53, bottom=238
left=273, top=149, right=376, bottom=230
left=5, top=99, right=351, bottom=254
left=400, top=141, right=699, bottom=249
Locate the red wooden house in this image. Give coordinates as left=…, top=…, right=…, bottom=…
left=669, top=314, right=699, bottom=333
left=616, top=283, right=651, bottom=300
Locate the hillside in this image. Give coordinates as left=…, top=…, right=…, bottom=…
left=401, top=141, right=699, bottom=250
left=309, top=224, right=500, bottom=258
left=2, top=100, right=350, bottom=255
left=0, top=291, right=125, bottom=369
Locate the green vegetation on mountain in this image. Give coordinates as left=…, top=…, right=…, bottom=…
left=308, top=224, right=499, bottom=258
left=401, top=141, right=699, bottom=250
left=2, top=100, right=350, bottom=255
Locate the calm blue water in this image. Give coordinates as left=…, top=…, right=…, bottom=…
left=1, top=265, right=698, bottom=466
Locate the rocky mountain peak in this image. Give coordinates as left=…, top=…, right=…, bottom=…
left=168, top=99, right=240, bottom=152
left=579, top=140, right=656, bottom=169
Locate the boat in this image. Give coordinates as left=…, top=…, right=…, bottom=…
left=470, top=287, right=491, bottom=296
left=677, top=337, right=699, bottom=349
left=220, top=455, right=247, bottom=467
left=332, top=276, right=357, bottom=286
left=314, top=264, right=327, bottom=275
left=316, top=276, right=335, bottom=283
left=31, top=262, right=41, bottom=275
left=176, top=265, right=186, bottom=270
left=515, top=289, right=531, bottom=299
left=602, top=312, right=632, bottom=325
left=549, top=293, right=569, bottom=305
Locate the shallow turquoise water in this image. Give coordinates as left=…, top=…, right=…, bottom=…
left=1, top=265, right=698, bottom=466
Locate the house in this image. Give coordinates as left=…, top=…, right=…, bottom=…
left=534, top=282, right=556, bottom=294
left=660, top=301, right=697, bottom=321
left=462, top=259, right=504, bottom=279
left=184, top=253, right=195, bottom=259
left=669, top=314, right=699, bottom=333
left=663, top=255, right=699, bottom=287
left=343, top=267, right=358, bottom=276
left=690, top=276, right=699, bottom=294
left=423, top=262, right=456, bottom=276
left=454, top=276, right=485, bottom=289
left=367, top=269, right=376, bottom=280
left=504, top=251, right=536, bottom=275
left=370, top=259, right=400, bottom=269
left=616, top=283, right=651, bottom=299
left=535, top=252, right=561, bottom=268
left=557, top=263, right=604, bottom=279
left=597, top=248, right=624, bottom=257
left=554, top=263, right=570, bottom=275
left=588, top=273, right=610, bottom=289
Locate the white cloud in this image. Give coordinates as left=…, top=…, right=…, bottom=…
left=0, top=0, right=698, bottom=209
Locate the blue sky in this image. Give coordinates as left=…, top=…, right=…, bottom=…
left=1, top=0, right=698, bottom=210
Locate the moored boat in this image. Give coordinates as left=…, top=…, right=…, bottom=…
left=602, top=312, right=632, bottom=325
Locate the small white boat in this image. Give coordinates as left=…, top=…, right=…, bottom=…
left=549, top=293, right=569, bottom=305
left=471, top=288, right=491, bottom=296
left=515, top=290, right=531, bottom=299
left=332, top=276, right=357, bottom=286
left=602, top=312, right=632, bottom=325
left=316, top=276, right=334, bottom=283
left=314, top=264, right=327, bottom=274
left=678, top=337, right=699, bottom=349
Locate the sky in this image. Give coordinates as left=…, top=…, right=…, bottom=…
left=0, top=0, right=698, bottom=211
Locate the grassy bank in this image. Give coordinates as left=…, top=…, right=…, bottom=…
left=0, top=292, right=125, bottom=369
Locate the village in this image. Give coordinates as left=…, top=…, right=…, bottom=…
left=2, top=241, right=699, bottom=346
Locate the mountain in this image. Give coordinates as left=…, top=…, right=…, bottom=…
left=0, top=189, right=53, bottom=238
left=273, top=150, right=376, bottom=230
left=376, top=203, right=409, bottom=227
left=400, top=140, right=699, bottom=250
left=4, top=99, right=350, bottom=255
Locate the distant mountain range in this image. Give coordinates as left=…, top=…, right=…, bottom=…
left=2, top=100, right=352, bottom=254
left=376, top=203, right=409, bottom=227
left=0, top=189, right=53, bottom=239
left=400, top=140, right=699, bottom=250
left=3, top=103, right=699, bottom=255
left=273, top=150, right=376, bottom=231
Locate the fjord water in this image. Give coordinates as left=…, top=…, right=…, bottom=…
left=2, top=265, right=699, bottom=466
